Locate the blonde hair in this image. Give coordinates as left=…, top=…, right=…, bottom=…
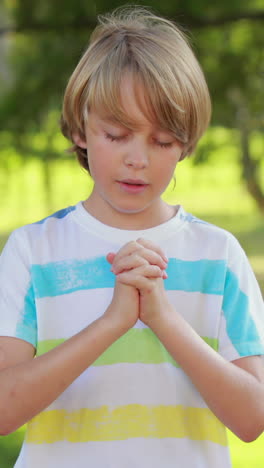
left=61, top=6, right=211, bottom=172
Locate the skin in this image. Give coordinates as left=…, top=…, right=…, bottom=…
left=107, top=239, right=264, bottom=442
left=0, top=75, right=263, bottom=442
left=75, top=74, right=183, bottom=230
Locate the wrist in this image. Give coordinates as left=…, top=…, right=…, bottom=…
left=101, top=305, right=134, bottom=337
left=140, top=290, right=174, bottom=330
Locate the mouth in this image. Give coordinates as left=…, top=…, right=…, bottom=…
left=117, top=179, right=148, bottom=193
left=121, top=179, right=147, bottom=185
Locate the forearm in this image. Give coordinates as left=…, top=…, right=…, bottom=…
left=0, top=313, right=125, bottom=435
left=108, top=241, right=264, bottom=441
left=149, top=306, right=264, bottom=442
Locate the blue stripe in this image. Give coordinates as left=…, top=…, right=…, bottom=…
left=222, top=269, right=262, bottom=356
left=16, top=282, right=37, bottom=347
left=31, top=257, right=115, bottom=298
left=31, top=257, right=227, bottom=299
left=29, top=256, right=263, bottom=356
left=179, top=212, right=209, bottom=225
left=35, top=206, right=76, bottom=224
left=165, top=259, right=226, bottom=294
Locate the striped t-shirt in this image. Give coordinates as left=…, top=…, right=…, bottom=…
left=1, top=201, right=264, bottom=468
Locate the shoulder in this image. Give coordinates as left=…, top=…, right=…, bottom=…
left=34, top=205, right=77, bottom=225
left=2, top=204, right=78, bottom=261
left=178, top=208, right=245, bottom=263
left=18, top=204, right=77, bottom=236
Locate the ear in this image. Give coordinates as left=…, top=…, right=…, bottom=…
left=72, top=132, right=87, bottom=149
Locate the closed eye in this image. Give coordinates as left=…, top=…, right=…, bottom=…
left=105, top=132, right=127, bottom=142
left=105, top=132, right=174, bottom=148
left=154, top=140, right=174, bottom=149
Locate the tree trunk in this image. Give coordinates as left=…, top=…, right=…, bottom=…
left=239, top=127, right=264, bottom=214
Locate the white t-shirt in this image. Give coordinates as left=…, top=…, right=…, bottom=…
left=1, top=202, right=264, bottom=468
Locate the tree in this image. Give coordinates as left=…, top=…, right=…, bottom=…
left=0, top=0, right=264, bottom=211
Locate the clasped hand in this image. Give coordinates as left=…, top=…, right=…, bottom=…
left=106, top=239, right=170, bottom=329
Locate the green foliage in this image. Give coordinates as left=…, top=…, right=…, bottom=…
left=195, top=21, right=264, bottom=129
left=0, top=428, right=24, bottom=467
left=0, top=1, right=264, bottom=211
left=1, top=0, right=264, bottom=133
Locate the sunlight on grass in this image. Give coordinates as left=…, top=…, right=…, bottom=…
left=0, top=148, right=259, bottom=232
left=228, top=431, right=264, bottom=468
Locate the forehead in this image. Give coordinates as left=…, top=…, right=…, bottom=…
left=90, top=72, right=161, bottom=130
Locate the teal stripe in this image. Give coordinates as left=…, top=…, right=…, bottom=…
left=30, top=255, right=263, bottom=360
left=16, top=281, right=37, bottom=347
left=35, top=206, right=76, bottom=224
left=31, top=257, right=115, bottom=298
left=165, top=258, right=226, bottom=294
left=222, top=269, right=262, bottom=356
left=31, top=257, right=227, bottom=298
left=36, top=329, right=219, bottom=364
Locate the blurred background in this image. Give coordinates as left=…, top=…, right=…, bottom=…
left=0, top=1, right=263, bottom=466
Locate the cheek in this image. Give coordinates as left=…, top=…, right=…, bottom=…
left=169, top=151, right=182, bottom=173
left=88, top=143, right=113, bottom=181
left=88, top=158, right=106, bottom=182
left=158, top=155, right=179, bottom=179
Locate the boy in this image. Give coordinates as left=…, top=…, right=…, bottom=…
left=0, top=7, right=264, bottom=468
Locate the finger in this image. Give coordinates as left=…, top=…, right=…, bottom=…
left=106, top=241, right=143, bottom=266
left=108, top=241, right=142, bottom=268
left=116, top=265, right=163, bottom=293
left=111, top=239, right=167, bottom=266
left=136, top=238, right=168, bottom=263
left=162, top=270, right=168, bottom=279
left=111, top=264, right=168, bottom=279
left=116, top=273, right=152, bottom=292
left=112, top=254, right=148, bottom=274
left=112, top=249, right=167, bottom=274
left=106, top=252, right=116, bottom=265
left=117, top=264, right=163, bottom=284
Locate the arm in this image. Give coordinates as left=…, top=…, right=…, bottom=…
left=146, top=294, right=264, bottom=442
left=110, top=239, right=264, bottom=442
left=0, top=281, right=138, bottom=435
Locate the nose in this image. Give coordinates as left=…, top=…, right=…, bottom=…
left=124, top=138, right=149, bottom=169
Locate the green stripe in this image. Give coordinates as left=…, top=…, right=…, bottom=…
left=36, top=329, right=218, bottom=366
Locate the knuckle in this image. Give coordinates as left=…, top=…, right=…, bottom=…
left=137, top=255, right=148, bottom=265
left=131, top=240, right=143, bottom=252
left=130, top=240, right=138, bottom=248
left=136, top=237, right=146, bottom=243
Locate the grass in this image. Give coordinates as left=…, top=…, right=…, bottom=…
left=228, top=431, right=264, bottom=468
left=0, top=141, right=264, bottom=467
left=0, top=429, right=24, bottom=467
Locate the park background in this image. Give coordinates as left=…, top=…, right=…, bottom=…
left=0, top=0, right=263, bottom=466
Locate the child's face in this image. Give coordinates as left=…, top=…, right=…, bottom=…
left=75, top=75, right=183, bottom=229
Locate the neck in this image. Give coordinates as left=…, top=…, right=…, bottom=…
left=83, top=197, right=178, bottom=230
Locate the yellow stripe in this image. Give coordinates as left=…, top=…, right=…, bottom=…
left=26, top=404, right=227, bottom=446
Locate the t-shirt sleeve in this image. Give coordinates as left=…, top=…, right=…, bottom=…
left=0, top=229, right=37, bottom=348
left=218, top=235, right=264, bottom=361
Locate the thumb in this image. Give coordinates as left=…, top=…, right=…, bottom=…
left=106, top=252, right=116, bottom=264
